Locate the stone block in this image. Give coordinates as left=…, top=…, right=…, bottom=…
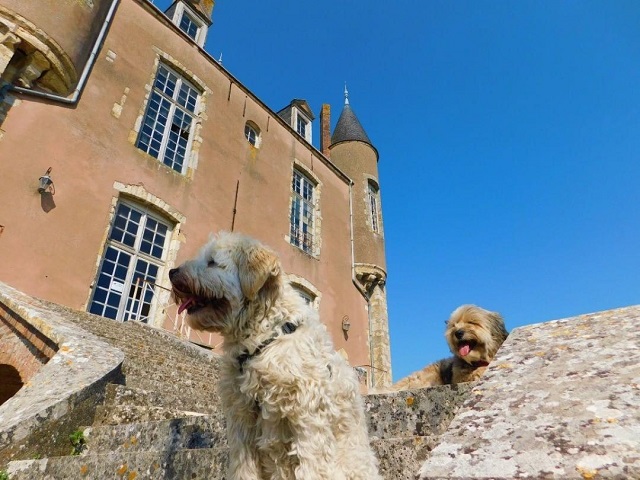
left=84, top=415, right=227, bottom=454
left=365, top=383, right=472, bottom=440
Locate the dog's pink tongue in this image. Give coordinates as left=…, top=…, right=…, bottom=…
left=459, top=344, right=471, bottom=357
left=178, top=297, right=196, bottom=315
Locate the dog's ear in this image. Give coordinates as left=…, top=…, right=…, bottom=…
left=235, top=240, right=281, bottom=301
left=489, top=311, right=509, bottom=342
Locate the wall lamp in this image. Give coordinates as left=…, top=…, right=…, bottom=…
left=38, top=167, right=55, bottom=195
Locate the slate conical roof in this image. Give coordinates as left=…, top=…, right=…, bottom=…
left=330, top=87, right=373, bottom=148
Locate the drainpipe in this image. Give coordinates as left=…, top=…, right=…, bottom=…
left=0, top=0, right=120, bottom=104
left=348, top=180, right=376, bottom=388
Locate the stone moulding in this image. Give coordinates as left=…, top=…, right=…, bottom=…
left=0, top=7, right=77, bottom=94
left=0, top=281, right=124, bottom=464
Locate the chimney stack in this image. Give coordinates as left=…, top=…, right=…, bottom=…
left=186, top=0, right=215, bottom=21
left=320, top=104, right=331, bottom=157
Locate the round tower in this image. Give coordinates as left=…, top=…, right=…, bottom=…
left=329, top=87, right=392, bottom=388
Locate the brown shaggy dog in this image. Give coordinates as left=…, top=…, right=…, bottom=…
left=393, top=305, right=508, bottom=389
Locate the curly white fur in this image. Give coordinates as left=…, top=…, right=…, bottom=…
left=169, top=232, right=381, bottom=480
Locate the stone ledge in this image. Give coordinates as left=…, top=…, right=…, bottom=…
left=365, top=383, right=473, bottom=440
left=83, top=415, right=227, bottom=454
left=0, top=281, right=124, bottom=465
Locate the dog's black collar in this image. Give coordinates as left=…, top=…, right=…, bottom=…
left=237, top=322, right=298, bottom=372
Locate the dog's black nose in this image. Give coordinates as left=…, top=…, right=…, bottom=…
left=455, top=329, right=465, bottom=340
left=169, top=268, right=179, bottom=279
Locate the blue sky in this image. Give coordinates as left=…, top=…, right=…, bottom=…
left=154, top=0, right=640, bottom=380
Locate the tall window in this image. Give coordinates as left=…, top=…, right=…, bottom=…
left=290, top=169, right=315, bottom=254
left=89, top=202, right=172, bottom=323
left=136, top=63, right=199, bottom=174
left=368, top=181, right=381, bottom=233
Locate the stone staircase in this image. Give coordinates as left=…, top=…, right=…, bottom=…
left=3, top=299, right=471, bottom=479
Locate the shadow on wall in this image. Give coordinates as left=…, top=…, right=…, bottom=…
left=0, top=363, right=23, bottom=405
left=40, top=191, right=56, bottom=213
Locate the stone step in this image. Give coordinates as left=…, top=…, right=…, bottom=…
left=94, top=402, right=208, bottom=427
left=93, top=385, right=223, bottom=426
left=84, top=415, right=227, bottom=454
left=364, top=382, right=472, bottom=439
left=123, top=353, right=216, bottom=376
left=45, top=300, right=218, bottom=367
left=371, top=436, right=440, bottom=480
left=121, top=361, right=219, bottom=389
left=7, top=447, right=228, bottom=480
left=95, top=384, right=222, bottom=422
left=121, top=361, right=220, bottom=392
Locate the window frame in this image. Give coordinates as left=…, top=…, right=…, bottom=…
left=244, top=121, right=261, bottom=147
left=289, top=168, right=317, bottom=255
left=296, top=115, right=307, bottom=138
left=287, top=274, right=321, bottom=310
left=367, top=180, right=382, bottom=234
left=178, top=9, right=200, bottom=41
left=88, top=200, right=173, bottom=323
left=135, top=63, right=201, bottom=175
left=294, top=287, right=315, bottom=306
left=294, top=108, right=312, bottom=143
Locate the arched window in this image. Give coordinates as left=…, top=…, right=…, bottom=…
left=287, top=274, right=321, bottom=310
left=244, top=121, right=261, bottom=147
left=294, top=286, right=316, bottom=306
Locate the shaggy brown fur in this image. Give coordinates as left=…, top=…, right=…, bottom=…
left=393, top=305, right=508, bottom=389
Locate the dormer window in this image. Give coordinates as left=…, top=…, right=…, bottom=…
left=164, top=1, right=210, bottom=47
left=277, top=99, right=315, bottom=144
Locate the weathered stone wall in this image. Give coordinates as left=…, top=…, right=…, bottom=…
left=0, top=282, right=124, bottom=467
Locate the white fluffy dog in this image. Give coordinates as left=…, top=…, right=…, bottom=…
left=169, top=232, right=381, bottom=480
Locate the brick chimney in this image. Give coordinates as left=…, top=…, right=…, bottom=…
left=320, top=104, right=331, bottom=157
left=185, top=0, right=215, bottom=21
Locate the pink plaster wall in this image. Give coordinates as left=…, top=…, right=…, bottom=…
left=0, top=0, right=372, bottom=368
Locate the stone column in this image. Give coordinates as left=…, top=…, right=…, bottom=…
left=368, top=281, right=392, bottom=388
